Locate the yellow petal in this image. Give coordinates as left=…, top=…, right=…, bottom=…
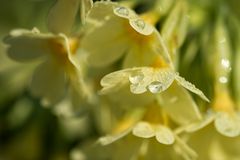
left=86, top=1, right=116, bottom=25
left=214, top=112, right=240, bottom=137
left=98, top=128, right=132, bottom=145
left=132, top=121, right=155, bottom=138
left=158, top=82, right=202, bottom=125
left=100, top=68, right=131, bottom=94
left=82, top=17, right=129, bottom=67
left=4, top=29, right=51, bottom=62
left=175, top=75, right=209, bottom=102
left=80, top=0, right=93, bottom=24
left=48, top=0, right=80, bottom=34
left=155, top=125, right=175, bottom=145
left=30, top=60, right=66, bottom=106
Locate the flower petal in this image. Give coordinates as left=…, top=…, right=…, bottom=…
left=80, top=0, right=93, bottom=24
left=175, top=75, right=209, bottom=102
left=82, top=17, right=129, bottom=67
left=4, top=29, right=51, bottom=62
left=86, top=1, right=116, bottom=25
left=30, top=60, right=66, bottom=106
left=214, top=112, right=240, bottom=137
left=48, top=0, right=80, bottom=34
left=100, top=68, right=132, bottom=94
left=158, top=82, right=202, bottom=125
left=132, top=121, right=155, bottom=138
left=98, top=128, right=132, bottom=145
left=155, top=125, right=175, bottom=145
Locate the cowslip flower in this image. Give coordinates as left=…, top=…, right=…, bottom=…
left=100, top=66, right=209, bottom=102
left=82, top=1, right=172, bottom=68
left=78, top=133, right=197, bottom=160
left=96, top=102, right=198, bottom=160
left=185, top=18, right=240, bottom=137
left=4, top=0, right=93, bottom=106
left=186, top=124, right=240, bottom=160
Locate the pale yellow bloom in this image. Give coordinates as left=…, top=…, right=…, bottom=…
left=82, top=1, right=171, bottom=68
left=4, top=0, right=94, bottom=106
left=100, top=67, right=208, bottom=102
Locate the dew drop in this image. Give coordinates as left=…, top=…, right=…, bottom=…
left=129, top=72, right=144, bottom=84
left=134, top=19, right=145, bottom=30
left=219, top=76, right=228, bottom=84
left=115, top=6, right=129, bottom=16
left=221, top=58, right=232, bottom=72
left=148, top=81, right=163, bottom=93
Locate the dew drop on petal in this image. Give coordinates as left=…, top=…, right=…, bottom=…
left=219, top=76, right=228, bottom=84
left=114, top=6, right=129, bottom=16
left=148, top=81, right=163, bottom=93
left=133, top=19, right=145, bottom=30
left=129, top=72, right=144, bottom=84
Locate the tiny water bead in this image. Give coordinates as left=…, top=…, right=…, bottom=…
left=148, top=81, right=163, bottom=93
left=133, top=19, right=145, bottom=30
left=219, top=76, right=228, bottom=84
left=129, top=72, right=144, bottom=84
left=114, top=6, right=129, bottom=17
left=221, top=58, right=232, bottom=72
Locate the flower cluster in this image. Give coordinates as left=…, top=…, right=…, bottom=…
left=2, top=0, right=240, bottom=159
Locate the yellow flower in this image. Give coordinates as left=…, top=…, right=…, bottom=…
left=4, top=0, right=94, bottom=106
left=185, top=17, right=240, bottom=138
left=100, top=66, right=209, bottom=102
left=48, top=0, right=93, bottom=34
left=187, top=124, right=240, bottom=160
left=82, top=1, right=171, bottom=68
left=4, top=29, right=81, bottom=105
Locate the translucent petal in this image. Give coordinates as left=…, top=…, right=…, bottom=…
left=123, top=40, right=162, bottom=68
left=100, top=69, right=131, bottom=94
left=130, top=83, right=147, bottom=94
left=98, top=128, right=132, bottom=145
left=155, top=125, right=175, bottom=145
left=153, top=68, right=176, bottom=92
left=58, top=34, right=82, bottom=70
left=30, top=60, right=66, bottom=106
left=86, top=1, right=116, bottom=25
left=129, top=18, right=154, bottom=35
left=80, top=0, right=93, bottom=24
left=132, top=122, right=155, bottom=138
left=82, top=17, right=129, bottom=67
left=48, top=0, right=80, bottom=34
left=175, top=75, right=209, bottom=102
left=4, top=29, right=53, bottom=62
left=151, top=29, right=173, bottom=67
left=158, top=82, right=202, bottom=125
left=214, top=112, right=240, bottom=137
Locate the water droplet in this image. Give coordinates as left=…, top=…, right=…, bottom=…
left=219, top=76, right=228, bottom=84
left=148, top=81, right=163, bottom=93
left=221, top=58, right=232, bottom=71
left=134, top=19, right=145, bottom=30
left=129, top=72, right=144, bottom=84
left=115, top=6, right=129, bottom=16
